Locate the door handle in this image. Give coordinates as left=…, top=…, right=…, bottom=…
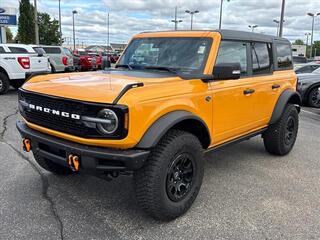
left=272, top=84, right=281, bottom=90
left=243, top=89, right=255, bottom=95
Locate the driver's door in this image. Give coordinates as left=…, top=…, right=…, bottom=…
left=210, top=40, right=257, bottom=145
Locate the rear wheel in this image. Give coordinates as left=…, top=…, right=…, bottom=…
left=307, top=86, right=320, bottom=108
left=33, top=151, right=72, bottom=175
left=0, top=72, right=10, bottom=95
left=263, top=104, right=299, bottom=156
left=134, top=130, right=204, bottom=221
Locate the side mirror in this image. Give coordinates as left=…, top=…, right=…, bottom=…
left=213, top=63, right=241, bottom=80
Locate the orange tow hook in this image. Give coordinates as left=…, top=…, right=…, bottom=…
left=22, top=138, right=31, bottom=152
left=68, top=154, right=80, bottom=172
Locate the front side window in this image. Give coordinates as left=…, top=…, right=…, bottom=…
left=216, top=41, right=248, bottom=75
left=119, top=37, right=212, bottom=74
left=276, top=44, right=293, bottom=69
left=251, top=42, right=272, bottom=75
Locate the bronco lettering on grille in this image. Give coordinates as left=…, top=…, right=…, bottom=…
left=28, top=104, right=81, bottom=120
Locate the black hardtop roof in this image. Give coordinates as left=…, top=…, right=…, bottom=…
left=217, top=29, right=289, bottom=43
left=139, top=29, right=290, bottom=44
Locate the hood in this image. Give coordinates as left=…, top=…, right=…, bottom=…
left=22, top=70, right=180, bottom=104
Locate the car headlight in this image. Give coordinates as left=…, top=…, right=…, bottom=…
left=96, top=109, right=119, bottom=134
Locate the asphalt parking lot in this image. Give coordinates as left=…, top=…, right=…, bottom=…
left=1, top=89, right=320, bottom=240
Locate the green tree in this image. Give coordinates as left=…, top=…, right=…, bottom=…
left=17, top=0, right=35, bottom=44
left=5, top=27, right=14, bottom=43
left=38, top=12, right=61, bottom=45
left=293, top=39, right=304, bottom=45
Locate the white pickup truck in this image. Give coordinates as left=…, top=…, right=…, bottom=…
left=0, top=44, right=51, bottom=95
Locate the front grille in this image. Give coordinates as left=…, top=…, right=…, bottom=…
left=19, top=90, right=108, bottom=138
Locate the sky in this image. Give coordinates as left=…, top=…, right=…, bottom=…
left=1, top=0, right=320, bottom=45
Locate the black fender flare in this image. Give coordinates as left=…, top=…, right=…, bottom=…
left=269, top=89, right=302, bottom=125
left=136, top=110, right=211, bottom=149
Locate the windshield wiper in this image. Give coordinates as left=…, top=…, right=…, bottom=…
left=143, top=66, right=183, bottom=77
left=115, top=64, right=133, bottom=70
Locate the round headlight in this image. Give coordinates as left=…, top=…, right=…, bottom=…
left=96, top=109, right=118, bottom=134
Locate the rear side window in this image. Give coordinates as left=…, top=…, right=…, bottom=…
left=8, top=47, right=28, bottom=53
left=276, top=44, right=293, bottom=69
left=251, top=42, right=272, bottom=75
left=43, top=47, right=61, bottom=54
left=0, top=47, right=5, bottom=53
left=216, top=41, right=248, bottom=75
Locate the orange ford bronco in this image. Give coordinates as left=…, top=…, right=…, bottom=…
left=17, top=30, right=301, bottom=220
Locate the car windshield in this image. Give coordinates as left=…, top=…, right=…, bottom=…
left=118, top=37, right=212, bottom=74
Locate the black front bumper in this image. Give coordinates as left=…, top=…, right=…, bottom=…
left=16, top=121, right=150, bottom=173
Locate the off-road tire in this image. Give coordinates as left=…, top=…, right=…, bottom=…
left=263, top=104, right=299, bottom=156
left=134, top=130, right=204, bottom=221
left=307, top=86, right=320, bottom=108
left=0, top=72, right=10, bottom=95
left=33, top=151, right=72, bottom=175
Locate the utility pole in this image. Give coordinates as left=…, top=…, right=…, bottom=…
left=34, top=0, right=39, bottom=44
left=171, top=6, right=182, bottom=31
left=219, top=0, right=230, bottom=29
left=279, top=0, right=285, bottom=37
left=59, top=0, right=62, bottom=45
left=308, top=12, right=320, bottom=58
left=305, top=32, right=311, bottom=57
left=185, top=10, right=199, bottom=30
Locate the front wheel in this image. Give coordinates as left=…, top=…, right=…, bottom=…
left=263, top=104, right=299, bottom=156
left=0, top=72, right=10, bottom=95
left=134, top=130, right=204, bottom=221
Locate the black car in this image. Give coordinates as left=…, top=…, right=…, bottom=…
left=297, top=73, right=320, bottom=108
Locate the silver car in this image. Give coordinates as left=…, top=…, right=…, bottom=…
left=40, top=46, right=74, bottom=73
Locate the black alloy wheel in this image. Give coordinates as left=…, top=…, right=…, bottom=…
left=166, top=153, right=194, bottom=202
left=308, top=87, right=320, bottom=108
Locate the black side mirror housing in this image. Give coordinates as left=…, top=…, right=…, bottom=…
left=213, top=63, right=241, bottom=80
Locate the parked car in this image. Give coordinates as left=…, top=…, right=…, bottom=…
left=88, top=52, right=102, bottom=69
left=40, top=45, right=74, bottom=73
left=17, top=30, right=301, bottom=220
left=295, top=62, right=320, bottom=74
left=297, top=70, right=320, bottom=108
left=0, top=43, right=51, bottom=94
left=73, top=49, right=95, bottom=71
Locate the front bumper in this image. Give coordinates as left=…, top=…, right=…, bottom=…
left=16, top=121, right=150, bottom=173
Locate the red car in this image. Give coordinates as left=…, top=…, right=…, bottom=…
left=73, top=50, right=102, bottom=71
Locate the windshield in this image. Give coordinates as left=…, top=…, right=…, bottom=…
left=118, top=37, right=212, bottom=74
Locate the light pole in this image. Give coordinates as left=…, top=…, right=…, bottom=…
left=107, top=12, right=110, bottom=47
left=219, top=0, right=230, bottom=29
left=72, top=10, right=78, bottom=51
left=278, top=0, right=286, bottom=37
left=185, top=10, right=199, bottom=30
left=171, top=6, right=182, bottom=31
left=308, top=12, right=320, bottom=58
left=305, top=32, right=311, bottom=46
left=34, top=0, right=39, bottom=44
left=273, top=19, right=285, bottom=37
left=248, top=25, right=258, bottom=32
left=59, top=0, right=62, bottom=45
